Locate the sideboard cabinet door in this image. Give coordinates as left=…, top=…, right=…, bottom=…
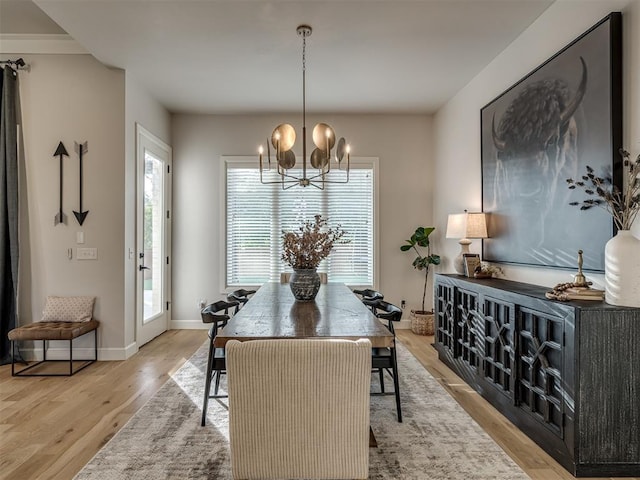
left=516, top=306, right=565, bottom=437
left=481, top=295, right=515, bottom=400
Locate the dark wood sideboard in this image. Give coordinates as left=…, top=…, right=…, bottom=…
left=433, top=273, right=640, bottom=477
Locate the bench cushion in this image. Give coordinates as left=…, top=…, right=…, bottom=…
left=8, top=320, right=100, bottom=341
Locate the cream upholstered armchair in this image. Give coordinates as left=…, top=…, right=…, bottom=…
left=226, top=338, right=372, bottom=480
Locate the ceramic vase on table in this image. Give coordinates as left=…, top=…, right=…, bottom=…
left=289, top=268, right=321, bottom=302
left=604, top=230, right=640, bottom=307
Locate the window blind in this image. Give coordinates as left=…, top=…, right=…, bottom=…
left=226, top=162, right=375, bottom=287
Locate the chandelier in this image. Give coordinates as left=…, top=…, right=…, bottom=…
left=259, top=25, right=350, bottom=189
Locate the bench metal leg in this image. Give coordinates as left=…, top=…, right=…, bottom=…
left=11, top=328, right=98, bottom=377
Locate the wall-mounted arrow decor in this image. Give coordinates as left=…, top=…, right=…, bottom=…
left=53, top=141, right=69, bottom=225
left=73, top=141, right=89, bottom=226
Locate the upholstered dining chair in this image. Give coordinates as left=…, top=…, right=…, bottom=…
left=226, top=338, right=372, bottom=480
left=370, top=300, right=403, bottom=422
left=200, top=299, right=239, bottom=427
left=353, top=288, right=384, bottom=312
left=226, top=289, right=256, bottom=313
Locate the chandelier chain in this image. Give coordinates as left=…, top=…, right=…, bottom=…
left=302, top=32, right=306, bottom=133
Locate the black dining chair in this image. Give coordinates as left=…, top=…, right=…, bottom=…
left=353, top=288, right=384, bottom=312
left=226, top=289, right=257, bottom=313
left=370, top=300, right=403, bottom=422
left=200, top=299, right=239, bottom=426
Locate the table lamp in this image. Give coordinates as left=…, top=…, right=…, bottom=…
left=446, top=211, right=488, bottom=274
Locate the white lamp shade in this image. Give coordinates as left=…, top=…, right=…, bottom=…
left=446, top=212, right=488, bottom=239
left=445, top=213, right=467, bottom=239
left=466, top=212, right=488, bottom=239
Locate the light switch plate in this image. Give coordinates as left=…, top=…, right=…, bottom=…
left=77, top=231, right=85, bottom=244
left=77, top=247, right=97, bottom=260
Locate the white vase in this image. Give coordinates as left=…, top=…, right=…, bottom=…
left=604, top=230, right=640, bottom=307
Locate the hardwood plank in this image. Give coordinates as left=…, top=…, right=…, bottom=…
left=0, top=329, right=207, bottom=480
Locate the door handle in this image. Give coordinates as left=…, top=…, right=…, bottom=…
left=138, top=252, right=149, bottom=271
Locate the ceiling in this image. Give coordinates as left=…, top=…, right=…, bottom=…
left=2, top=0, right=554, bottom=114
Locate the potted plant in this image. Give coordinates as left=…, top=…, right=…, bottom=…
left=282, top=215, right=348, bottom=301
left=400, top=226, right=441, bottom=335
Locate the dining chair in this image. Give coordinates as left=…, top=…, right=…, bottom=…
left=370, top=300, right=403, bottom=422
left=200, top=299, right=239, bottom=426
left=353, top=288, right=384, bottom=312
left=226, top=338, right=371, bottom=480
left=226, top=289, right=256, bottom=313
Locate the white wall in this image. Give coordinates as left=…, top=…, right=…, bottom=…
left=9, top=53, right=171, bottom=360
left=171, top=114, right=433, bottom=325
left=15, top=54, right=127, bottom=357
left=433, top=0, right=640, bottom=288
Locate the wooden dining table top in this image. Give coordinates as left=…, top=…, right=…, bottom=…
left=215, top=282, right=394, bottom=348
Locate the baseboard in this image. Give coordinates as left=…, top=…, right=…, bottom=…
left=17, top=342, right=138, bottom=361
left=170, top=319, right=207, bottom=330
left=396, top=319, right=411, bottom=329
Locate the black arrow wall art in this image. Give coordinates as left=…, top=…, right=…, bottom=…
left=73, top=141, right=89, bottom=226
left=53, top=141, right=69, bottom=225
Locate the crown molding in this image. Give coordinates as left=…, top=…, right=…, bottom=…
left=0, top=34, right=88, bottom=54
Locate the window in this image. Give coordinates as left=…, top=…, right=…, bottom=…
left=225, top=157, right=377, bottom=287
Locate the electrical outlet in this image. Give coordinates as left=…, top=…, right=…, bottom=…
left=198, top=299, right=207, bottom=309
left=401, top=300, right=406, bottom=309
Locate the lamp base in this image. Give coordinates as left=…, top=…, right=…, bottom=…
left=453, top=239, right=472, bottom=275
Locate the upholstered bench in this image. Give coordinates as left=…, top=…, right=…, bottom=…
left=8, top=296, right=99, bottom=377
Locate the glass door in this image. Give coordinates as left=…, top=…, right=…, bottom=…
left=136, top=124, right=171, bottom=346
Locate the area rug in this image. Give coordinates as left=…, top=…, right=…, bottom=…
left=74, top=341, right=529, bottom=479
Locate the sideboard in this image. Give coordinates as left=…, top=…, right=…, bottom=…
left=433, top=273, right=640, bottom=477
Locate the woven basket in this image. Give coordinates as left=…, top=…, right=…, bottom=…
left=410, top=311, right=435, bottom=336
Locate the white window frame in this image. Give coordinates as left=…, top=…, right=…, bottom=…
left=220, top=156, right=379, bottom=291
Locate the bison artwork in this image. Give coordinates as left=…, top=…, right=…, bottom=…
left=489, top=58, right=586, bottom=248
left=481, top=14, right=620, bottom=272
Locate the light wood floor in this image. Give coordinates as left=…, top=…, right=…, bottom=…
left=0, top=329, right=636, bottom=480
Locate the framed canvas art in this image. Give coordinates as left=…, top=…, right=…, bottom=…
left=481, top=13, right=622, bottom=272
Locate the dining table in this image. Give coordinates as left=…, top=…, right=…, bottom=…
left=214, top=282, right=394, bottom=348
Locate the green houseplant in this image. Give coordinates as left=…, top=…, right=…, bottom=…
left=400, top=226, right=441, bottom=314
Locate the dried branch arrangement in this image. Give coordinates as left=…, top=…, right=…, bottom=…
left=566, top=149, right=640, bottom=230
left=282, top=215, right=348, bottom=269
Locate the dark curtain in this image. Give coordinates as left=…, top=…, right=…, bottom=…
left=0, top=66, right=19, bottom=365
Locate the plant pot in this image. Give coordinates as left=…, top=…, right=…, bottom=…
left=289, top=268, right=321, bottom=302
left=410, top=310, right=434, bottom=336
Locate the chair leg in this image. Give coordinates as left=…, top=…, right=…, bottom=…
left=201, top=337, right=215, bottom=427
left=213, top=369, right=222, bottom=395
left=378, top=368, right=385, bottom=393
left=391, top=346, right=402, bottom=423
